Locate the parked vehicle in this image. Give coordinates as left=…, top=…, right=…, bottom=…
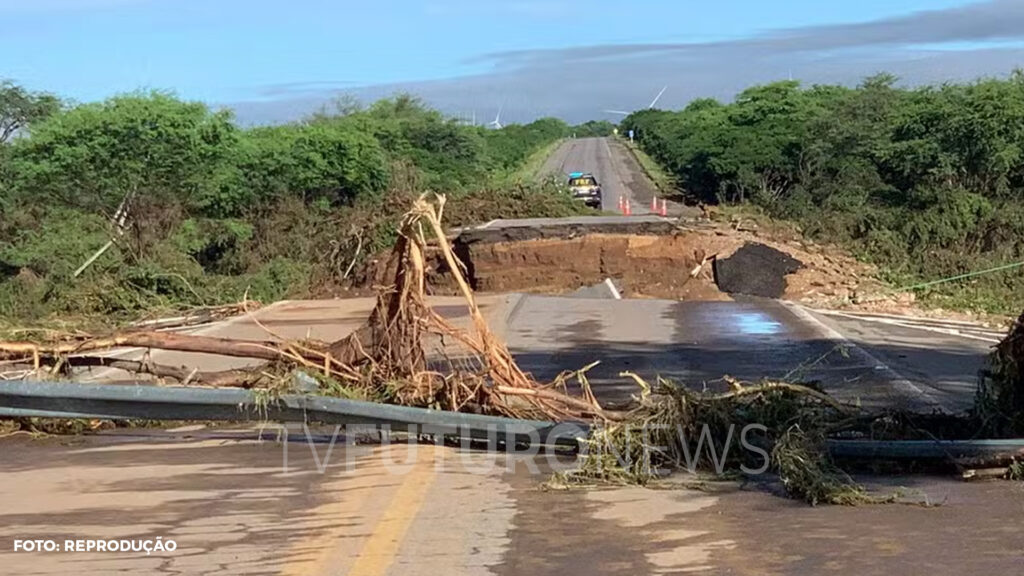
left=567, top=171, right=601, bottom=208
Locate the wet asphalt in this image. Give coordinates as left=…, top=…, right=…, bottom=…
left=504, top=293, right=990, bottom=412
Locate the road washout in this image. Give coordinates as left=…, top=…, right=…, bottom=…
left=415, top=220, right=880, bottom=304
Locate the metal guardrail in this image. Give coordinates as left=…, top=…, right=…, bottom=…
left=0, top=380, right=588, bottom=448
left=6, top=381, right=1023, bottom=460
left=827, top=438, right=1024, bottom=460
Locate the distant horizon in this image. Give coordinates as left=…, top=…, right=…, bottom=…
left=11, top=67, right=1021, bottom=129
left=4, top=0, right=1024, bottom=124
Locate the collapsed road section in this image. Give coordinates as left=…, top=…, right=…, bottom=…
left=424, top=215, right=871, bottom=303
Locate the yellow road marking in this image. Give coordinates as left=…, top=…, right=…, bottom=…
left=346, top=447, right=437, bottom=576
left=279, top=446, right=438, bottom=576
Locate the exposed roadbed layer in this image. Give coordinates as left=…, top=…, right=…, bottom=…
left=454, top=232, right=726, bottom=300
left=421, top=219, right=874, bottom=304
left=455, top=218, right=681, bottom=245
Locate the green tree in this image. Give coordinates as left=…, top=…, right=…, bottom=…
left=626, top=72, right=1024, bottom=312
left=572, top=120, right=616, bottom=137
left=0, top=79, right=60, bottom=144
left=9, top=91, right=239, bottom=215
left=236, top=121, right=389, bottom=206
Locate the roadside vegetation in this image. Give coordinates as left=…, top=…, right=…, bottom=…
left=619, top=138, right=678, bottom=198
left=623, top=73, right=1024, bottom=315
left=0, top=82, right=590, bottom=327
left=570, top=120, right=616, bottom=138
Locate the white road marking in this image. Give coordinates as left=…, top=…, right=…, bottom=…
left=808, top=308, right=1003, bottom=344
left=780, top=301, right=944, bottom=410
left=807, top=308, right=993, bottom=327
left=604, top=278, right=622, bottom=300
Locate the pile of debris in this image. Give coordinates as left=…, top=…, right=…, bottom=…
left=978, top=311, right=1024, bottom=436
left=0, top=195, right=607, bottom=422
left=552, top=372, right=884, bottom=506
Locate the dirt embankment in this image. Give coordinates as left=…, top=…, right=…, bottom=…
left=414, top=221, right=882, bottom=304
left=454, top=233, right=726, bottom=300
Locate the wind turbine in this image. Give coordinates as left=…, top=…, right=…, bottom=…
left=488, top=106, right=503, bottom=129
left=648, top=85, right=668, bottom=108
left=603, top=86, right=668, bottom=116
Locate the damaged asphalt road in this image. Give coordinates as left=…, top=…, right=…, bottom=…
left=502, top=293, right=988, bottom=412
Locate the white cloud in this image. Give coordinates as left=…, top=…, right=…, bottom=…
left=219, top=0, right=1024, bottom=124
left=482, top=0, right=1024, bottom=68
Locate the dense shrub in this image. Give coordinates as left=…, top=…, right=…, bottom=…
left=9, top=92, right=238, bottom=214
left=572, top=120, right=617, bottom=138
left=0, top=86, right=585, bottom=324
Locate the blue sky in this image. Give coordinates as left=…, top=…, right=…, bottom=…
left=2, top=0, right=1022, bottom=122
left=1, top=0, right=975, bottom=100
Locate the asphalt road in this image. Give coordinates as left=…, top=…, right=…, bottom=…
left=805, top=308, right=1002, bottom=413
left=0, top=295, right=1005, bottom=576
left=541, top=137, right=661, bottom=213
left=503, top=294, right=991, bottom=413
left=78, top=295, right=992, bottom=414
left=3, top=427, right=1023, bottom=576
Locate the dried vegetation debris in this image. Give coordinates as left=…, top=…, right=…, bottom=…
left=552, top=371, right=890, bottom=506
left=0, top=194, right=606, bottom=422
left=978, top=311, right=1024, bottom=436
